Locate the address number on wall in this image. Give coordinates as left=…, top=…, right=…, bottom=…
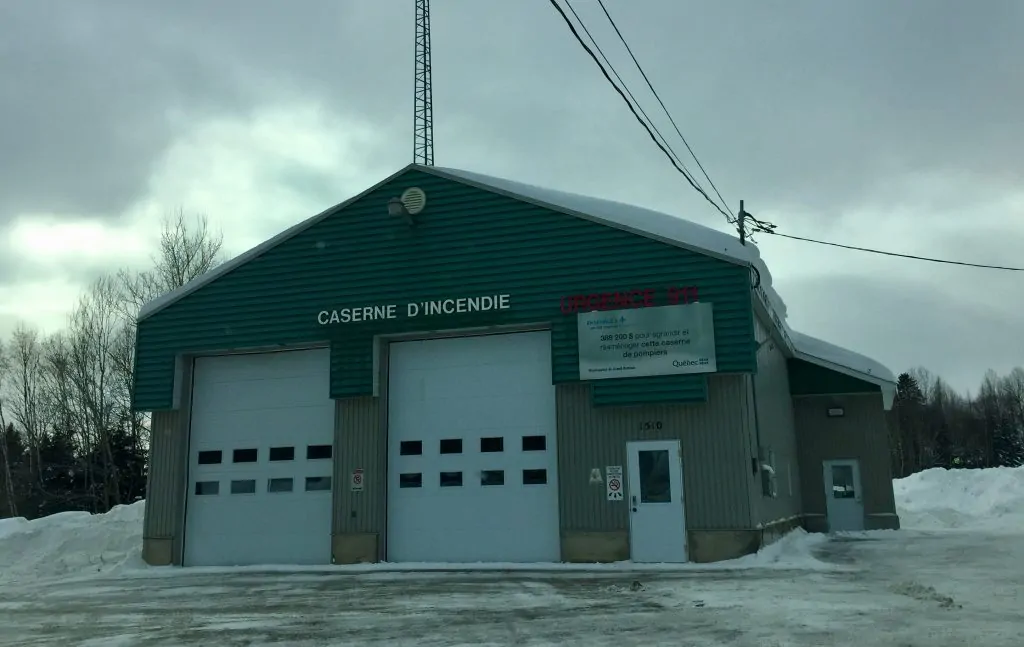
left=639, top=421, right=664, bottom=431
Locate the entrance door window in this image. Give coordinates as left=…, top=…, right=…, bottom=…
left=637, top=450, right=671, bottom=503
left=626, top=440, right=687, bottom=563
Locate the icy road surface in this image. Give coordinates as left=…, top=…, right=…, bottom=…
left=1, top=530, right=1021, bottom=647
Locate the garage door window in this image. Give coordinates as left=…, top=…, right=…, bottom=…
left=522, top=435, right=546, bottom=452
left=523, top=469, right=547, bottom=485
left=233, top=448, right=258, bottom=463
left=269, top=446, right=295, bottom=461
left=198, top=450, right=222, bottom=465
left=480, top=437, right=503, bottom=453
left=195, top=481, right=220, bottom=495
left=305, top=476, right=331, bottom=491
left=440, top=438, right=462, bottom=454
left=231, top=479, right=257, bottom=495
left=481, top=470, right=504, bottom=486
left=400, top=441, right=422, bottom=456
left=307, top=445, right=332, bottom=460
left=268, top=478, right=293, bottom=493
left=440, top=471, right=463, bottom=487
left=399, top=473, right=422, bottom=488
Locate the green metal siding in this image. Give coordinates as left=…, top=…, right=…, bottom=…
left=788, top=359, right=881, bottom=396
left=134, top=169, right=756, bottom=411
left=591, top=375, right=708, bottom=407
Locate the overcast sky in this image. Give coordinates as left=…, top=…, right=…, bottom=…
left=2, top=0, right=1021, bottom=394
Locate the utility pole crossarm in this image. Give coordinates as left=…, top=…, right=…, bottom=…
left=413, top=0, right=434, bottom=166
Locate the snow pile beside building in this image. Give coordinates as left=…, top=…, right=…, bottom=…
left=894, top=466, right=1024, bottom=532
left=0, top=500, right=146, bottom=584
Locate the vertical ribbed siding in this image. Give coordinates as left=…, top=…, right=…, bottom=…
left=134, top=170, right=756, bottom=411
left=143, top=409, right=186, bottom=539
left=143, top=358, right=192, bottom=564
left=556, top=376, right=754, bottom=532
left=333, top=397, right=385, bottom=539
left=793, top=393, right=897, bottom=518
left=751, top=316, right=802, bottom=526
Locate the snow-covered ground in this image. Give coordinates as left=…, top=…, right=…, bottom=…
left=0, top=467, right=1021, bottom=646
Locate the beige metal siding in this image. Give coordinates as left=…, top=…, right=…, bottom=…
left=752, top=316, right=802, bottom=526
left=142, top=358, right=192, bottom=565
left=793, top=393, right=898, bottom=519
left=556, top=376, right=754, bottom=532
left=333, top=397, right=385, bottom=539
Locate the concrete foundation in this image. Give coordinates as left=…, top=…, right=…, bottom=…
left=142, top=537, right=174, bottom=566
left=560, top=531, right=630, bottom=563
left=332, top=533, right=379, bottom=564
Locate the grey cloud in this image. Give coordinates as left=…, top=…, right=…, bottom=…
left=781, top=273, right=1024, bottom=395
left=4, top=0, right=1022, bottom=226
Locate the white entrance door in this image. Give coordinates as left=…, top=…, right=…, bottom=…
left=626, top=440, right=687, bottom=563
left=823, top=459, right=865, bottom=532
left=386, top=331, right=560, bottom=563
left=183, top=349, right=335, bottom=567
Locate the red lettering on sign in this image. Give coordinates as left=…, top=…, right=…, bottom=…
left=667, top=285, right=699, bottom=305
left=558, top=286, right=700, bottom=314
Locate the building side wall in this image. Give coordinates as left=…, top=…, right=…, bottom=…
left=134, top=170, right=755, bottom=411
left=793, top=393, right=900, bottom=531
left=555, top=376, right=754, bottom=533
left=141, top=359, right=193, bottom=566
left=750, top=316, right=802, bottom=527
left=332, top=397, right=385, bottom=538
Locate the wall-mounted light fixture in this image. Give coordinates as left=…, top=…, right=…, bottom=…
left=827, top=407, right=845, bottom=418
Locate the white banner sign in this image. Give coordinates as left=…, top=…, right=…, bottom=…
left=577, top=303, right=717, bottom=380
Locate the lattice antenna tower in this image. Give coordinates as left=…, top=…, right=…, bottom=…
left=413, top=0, right=434, bottom=166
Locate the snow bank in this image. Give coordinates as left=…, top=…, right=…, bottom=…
left=0, top=500, right=146, bottom=584
left=894, top=466, right=1024, bottom=532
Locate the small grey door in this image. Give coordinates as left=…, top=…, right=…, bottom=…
left=823, top=459, right=864, bottom=532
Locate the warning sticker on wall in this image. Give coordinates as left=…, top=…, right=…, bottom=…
left=589, top=468, right=603, bottom=484
left=350, top=468, right=364, bottom=492
left=606, top=465, right=623, bottom=501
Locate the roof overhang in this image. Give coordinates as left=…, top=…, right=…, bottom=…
left=792, top=349, right=896, bottom=410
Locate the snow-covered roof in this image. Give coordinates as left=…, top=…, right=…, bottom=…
left=790, top=330, right=897, bottom=409
left=137, top=164, right=895, bottom=404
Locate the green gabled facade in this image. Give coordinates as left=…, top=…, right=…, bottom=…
left=133, top=167, right=757, bottom=411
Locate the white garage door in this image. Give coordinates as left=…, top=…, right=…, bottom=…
left=387, top=331, right=561, bottom=563
left=183, top=348, right=335, bottom=567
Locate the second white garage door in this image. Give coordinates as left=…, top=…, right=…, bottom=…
left=387, top=331, right=561, bottom=563
left=183, top=348, right=335, bottom=567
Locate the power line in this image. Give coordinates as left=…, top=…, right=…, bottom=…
left=561, top=0, right=702, bottom=194
left=766, top=231, right=1024, bottom=271
left=549, top=0, right=736, bottom=224
left=595, top=0, right=732, bottom=219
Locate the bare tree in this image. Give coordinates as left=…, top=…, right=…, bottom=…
left=117, top=209, right=224, bottom=322
left=6, top=326, right=46, bottom=476
left=0, top=341, right=18, bottom=517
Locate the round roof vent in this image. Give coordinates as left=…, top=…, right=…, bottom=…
left=401, top=187, right=427, bottom=215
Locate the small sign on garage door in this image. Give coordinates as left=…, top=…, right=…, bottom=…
left=350, top=468, right=364, bottom=492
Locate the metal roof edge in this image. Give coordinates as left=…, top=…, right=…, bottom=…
left=418, top=166, right=754, bottom=269
left=137, top=164, right=419, bottom=323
